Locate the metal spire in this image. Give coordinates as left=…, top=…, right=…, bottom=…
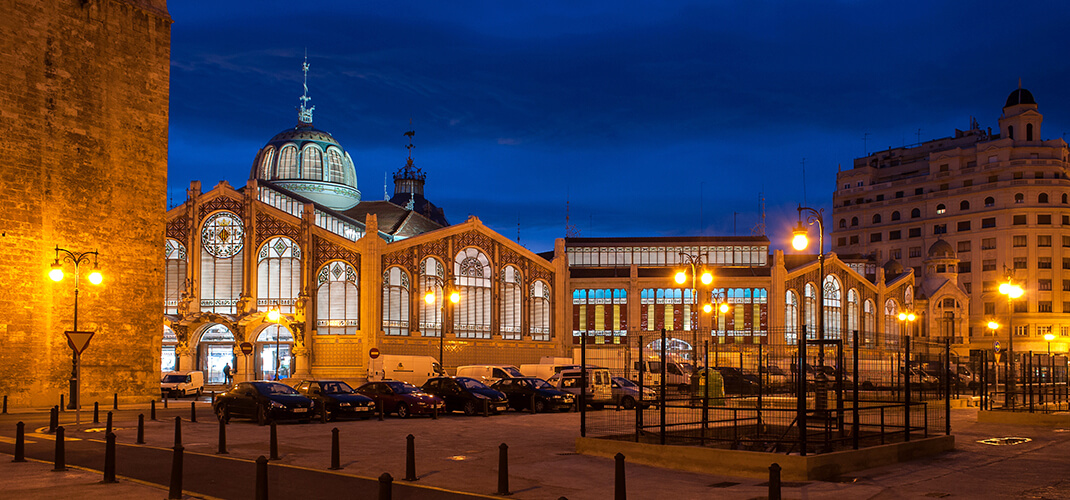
left=297, top=51, right=315, bottom=124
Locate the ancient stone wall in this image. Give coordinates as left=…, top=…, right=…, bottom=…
left=0, top=0, right=171, bottom=406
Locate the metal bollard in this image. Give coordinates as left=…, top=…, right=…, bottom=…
left=432, top=404, right=438, bottom=420
left=191, top=402, right=197, bottom=423
left=379, top=403, right=385, bottom=421
left=217, top=417, right=228, bottom=454
left=483, top=399, right=490, bottom=417
left=174, top=416, right=182, bottom=447
left=104, top=432, right=117, bottom=483
left=94, top=401, right=100, bottom=423
left=106, top=411, right=113, bottom=436
left=497, top=443, right=510, bottom=495
left=329, top=427, right=341, bottom=470
left=269, top=421, right=279, bottom=460
left=3, top=394, right=7, bottom=413
left=113, top=393, right=118, bottom=410
left=164, top=394, right=168, bottom=409
left=320, top=404, right=328, bottom=424
left=404, top=434, right=417, bottom=481
left=530, top=394, right=537, bottom=414
left=14, top=421, right=26, bottom=462
left=151, top=400, right=157, bottom=420
left=49, top=406, right=58, bottom=433
left=53, top=426, right=67, bottom=471
left=60, top=394, right=65, bottom=412
left=137, top=414, right=145, bottom=444
left=378, top=473, right=393, bottom=500
left=769, top=463, right=782, bottom=500
left=255, top=455, right=269, bottom=500
left=168, top=445, right=183, bottom=500
left=614, top=453, right=625, bottom=500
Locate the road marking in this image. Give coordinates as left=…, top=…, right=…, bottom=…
left=26, top=433, right=81, bottom=441
left=0, top=436, right=34, bottom=444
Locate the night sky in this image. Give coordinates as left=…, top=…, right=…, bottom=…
left=168, top=1, right=1070, bottom=254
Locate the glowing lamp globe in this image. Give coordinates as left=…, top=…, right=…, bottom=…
left=1045, top=333, right=1056, bottom=342
left=1009, top=286, right=1024, bottom=299
left=424, top=291, right=436, bottom=305
left=674, top=271, right=687, bottom=284
left=87, top=269, right=103, bottom=285
left=907, top=313, right=916, bottom=321
left=700, top=272, right=713, bottom=285
left=703, top=304, right=712, bottom=314
left=450, top=291, right=460, bottom=304
left=998, top=283, right=1010, bottom=294
left=987, top=321, right=1000, bottom=330
left=719, top=303, right=729, bottom=314
left=49, top=264, right=64, bottom=282
left=898, top=313, right=907, bottom=321
left=267, top=309, right=281, bottom=322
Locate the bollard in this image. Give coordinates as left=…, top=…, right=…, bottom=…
left=191, top=401, right=197, bottom=423
left=174, top=416, right=182, bottom=447
left=483, top=399, right=490, bottom=417
left=60, top=394, right=65, bottom=412
left=113, top=393, right=118, bottom=410
left=168, top=445, right=183, bottom=500
left=217, top=417, right=228, bottom=454
left=14, top=421, right=26, bottom=462
left=320, top=404, right=328, bottom=424
left=137, top=414, right=145, bottom=444
left=49, top=406, right=58, bottom=433
left=379, top=473, right=393, bottom=500
left=329, top=427, right=341, bottom=470
left=255, top=455, right=269, bottom=500
left=151, top=399, right=157, bottom=420
left=106, top=411, right=113, bottom=436
left=3, top=394, right=7, bottom=414
left=614, top=453, right=625, bottom=500
left=53, top=426, right=67, bottom=471
left=379, top=403, right=385, bottom=421
left=404, top=434, right=417, bottom=481
left=269, top=421, right=279, bottom=460
left=530, top=394, right=537, bottom=414
left=497, top=443, right=510, bottom=495
left=94, top=401, right=100, bottom=423
left=768, top=463, right=782, bottom=500
left=432, top=405, right=438, bottom=420
left=104, top=432, right=117, bottom=483
left=164, top=394, right=168, bottom=409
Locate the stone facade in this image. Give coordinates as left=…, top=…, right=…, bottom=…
left=0, top=0, right=171, bottom=406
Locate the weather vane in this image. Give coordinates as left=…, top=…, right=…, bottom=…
left=297, top=50, right=315, bottom=124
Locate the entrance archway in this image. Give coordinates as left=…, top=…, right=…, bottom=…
left=162, top=326, right=178, bottom=372
left=256, top=325, right=293, bottom=380
left=646, top=338, right=694, bottom=359
left=197, top=324, right=236, bottom=385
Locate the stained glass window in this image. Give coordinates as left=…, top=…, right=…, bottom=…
left=165, top=238, right=187, bottom=314
left=454, top=247, right=492, bottom=339
left=316, top=261, right=359, bottom=334
left=823, top=275, right=841, bottom=340
left=500, top=266, right=522, bottom=339
left=277, top=145, right=298, bottom=178
left=200, top=211, right=244, bottom=313
left=382, top=266, right=410, bottom=336
left=302, top=145, right=323, bottom=180
left=257, top=236, right=301, bottom=314
left=418, top=258, right=445, bottom=337
left=531, top=280, right=551, bottom=341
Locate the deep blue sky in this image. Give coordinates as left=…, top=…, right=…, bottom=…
left=168, top=1, right=1070, bottom=254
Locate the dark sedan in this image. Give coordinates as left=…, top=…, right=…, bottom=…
left=213, top=381, right=315, bottom=425
left=293, top=380, right=375, bottom=421
left=356, top=381, right=444, bottom=418
left=491, top=377, right=574, bottom=412
left=421, top=376, right=509, bottom=416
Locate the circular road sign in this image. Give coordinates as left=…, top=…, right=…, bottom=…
left=369, top=347, right=381, bottom=359
left=994, top=341, right=1001, bottom=353
left=240, top=342, right=254, bottom=355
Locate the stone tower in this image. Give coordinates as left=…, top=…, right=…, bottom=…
left=0, top=0, right=171, bottom=406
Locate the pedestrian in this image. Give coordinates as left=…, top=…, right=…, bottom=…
left=223, top=363, right=233, bottom=385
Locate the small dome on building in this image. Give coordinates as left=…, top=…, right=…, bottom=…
left=927, top=239, right=955, bottom=259
left=883, top=259, right=904, bottom=276
left=1005, top=87, right=1036, bottom=108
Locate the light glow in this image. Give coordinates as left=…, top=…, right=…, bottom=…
left=719, top=303, right=729, bottom=314
left=87, top=268, right=102, bottom=285
left=700, top=271, right=713, bottom=285
left=674, top=271, right=687, bottom=284
left=702, top=303, right=712, bottom=314
left=267, top=308, right=281, bottom=322
left=987, top=321, right=1000, bottom=330
left=1045, top=333, right=1056, bottom=342
left=424, top=290, right=436, bottom=304
left=449, top=291, right=460, bottom=304
left=49, top=263, right=64, bottom=282
left=792, top=232, right=808, bottom=251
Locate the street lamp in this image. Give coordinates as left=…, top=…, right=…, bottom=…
left=793, top=205, right=826, bottom=368
left=675, top=252, right=717, bottom=347
left=49, top=246, right=102, bottom=421
left=424, top=276, right=459, bottom=367
left=999, top=278, right=1024, bottom=407
left=267, top=302, right=282, bottom=380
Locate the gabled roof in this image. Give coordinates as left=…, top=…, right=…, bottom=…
left=343, top=201, right=445, bottom=238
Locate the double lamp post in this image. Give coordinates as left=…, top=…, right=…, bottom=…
left=49, top=246, right=103, bottom=422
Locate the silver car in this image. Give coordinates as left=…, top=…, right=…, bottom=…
left=610, top=376, right=656, bottom=409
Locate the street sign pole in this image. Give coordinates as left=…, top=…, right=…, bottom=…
left=64, top=330, right=95, bottom=425
left=74, top=351, right=81, bottom=425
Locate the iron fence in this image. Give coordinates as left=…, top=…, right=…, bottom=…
left=973, top=350, right=1070, bottom=413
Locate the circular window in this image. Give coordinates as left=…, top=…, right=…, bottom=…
left=201, top=211, right=245, bottom=258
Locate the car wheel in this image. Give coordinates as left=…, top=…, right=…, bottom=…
left=533, top=398, right=547, bottom=413
left=180, top=389, right=187, bottom=398
left=463, top=401, right=478, bottom=416
left=215, top=404, right=230, bottom=424
left=396, top=403, right=410, bottom=419
left=621, top=396, right=636, bottom=410
left=257, top=404, right=270, bottom=426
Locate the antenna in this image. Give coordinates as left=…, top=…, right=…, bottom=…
left=801, top=158, right=807, bottom=206
left=916, top=128, right=922, bottom=145
left=863, top=132, right=870, bottom=156
left=699, top=181, right=704, bottom=235
left=751, top=191, right=766, bottom=236
left=384, top=171, right=388, bottom=200
left=565, top=188, right=580, bottom=238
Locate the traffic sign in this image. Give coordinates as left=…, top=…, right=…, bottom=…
left=65, top=330, right=95, bottom=355
left=369, top=347, right=381, bottom=359
left=240, top=342, right=254, bottom=355
left=994, top=341, right=1001, bottom=353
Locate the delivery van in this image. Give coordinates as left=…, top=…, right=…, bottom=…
left=367, top=355, right=445, bottom=386
left=455, top=365, right=524, bottom=385
left=161, top=371, right=205, bottom=398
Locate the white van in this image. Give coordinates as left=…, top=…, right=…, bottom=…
left=367, top=355, right=445, bottom=386
left=455, top=365, right=524, bottom=385
left=161, top=371, right=204, bottom=398
left=547, top=367, right=613, bottom=408
left=520, top=363, right=581, bottom=381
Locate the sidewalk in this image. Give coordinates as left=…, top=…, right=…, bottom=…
left=0, top=456, right=180, bottom=499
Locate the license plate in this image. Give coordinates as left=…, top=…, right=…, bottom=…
left=293, top=407, right=308, bottom=413
left=356, top=407, right=369, bottom=412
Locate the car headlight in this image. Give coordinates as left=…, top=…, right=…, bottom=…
left=339, top=402, right=351, bottom=407
left=269, top=401, right=285, bottom=409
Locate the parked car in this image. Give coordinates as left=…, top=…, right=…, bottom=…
left=761, top=365, right=791, bottom=392
left=491, top=377, right=575, bottom=412
left=213, top=381, right=314, bottom=425
left=421, top=376, right=509, bottom=416
left=610, top=376, right=655, bottom=409
left=292, top=380, right=375, bottom=421
left=356, top=380, right=444, bottom=418
left=161, top=370, right=204, bottom=398
left=546, top=368, right=614, bottom=408
left=456, top=365, right=524, bottom=385
left=712, top=367, right=759, bottom=395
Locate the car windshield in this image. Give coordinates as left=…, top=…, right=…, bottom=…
left=767, top=366, right=787, bottom=375
left=386, top=382, right=417, bottom=394
left=613, top=377, right=637, bottom=388
left=529, top=378, right=552, bottom=389
left=319, top=382, right=353, bottom=394
left=162, top=375, right=186, bottom=383
left=459, top=377, right=489, bottom=390
left=254, top=382, right=298, bottom=395
left=501, top=366, right=523, bottom=377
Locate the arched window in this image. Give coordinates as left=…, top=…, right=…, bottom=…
left=277, top=145, right=298, bottom=178
left=785, top=290, right=799, bottom=345
left=197, top=324, right=237, bottom=385
left=985, top=196, right=995, bottom=207
left=891, top=211, right=900, bottom=221
left=257, top=236, right=301, bottom=314
left=872, top=214, right=882, bottom=224
left=500, top=266, right=522, bottom=340
left=1063, top=193, right=1068, bottom=204
left=162, top=326, right=178, bottom=372
left=1015, top=193, right=1024, bottom=204
left=936, top=204, right=946, bottom=214
left=839, top=219, right=846, bottom=229
left=327, top=148, right=346, bottom=183
left=846, top=289, right=859, bottom=344
left=382, top=267, right=410, bottom=336
left=301, top=145, right=323, bottom=180
left=851, top=217, right=859, bottom=227
left=259, top=147, right=275, bottom=179
left=863, top=300, right=875, bottom=346
left=803, top=283, right=817, bottom=340
left=1008, top=125, right=1015, bottom=140
left=165, top=238, right=187, bottom=315
left=823, top=275, right=842, bottom=340
left=1039, top=193, right=1049, bottom=204
left=454, top=247, right=492, bottom=339
left=911, top=208, right=921, bottom=218
left=343, top=152, right=357, bottom=186
left=530, top=280, right=551, bottom=341
left=960, top=200, right=970, bottom=210
left=884, top=299, right=900, bottom=349
left=316, top=261, right=359, bottom=334
left=1027, top=123, right=1034, bottom=141
left=200, top=211, right=244, bottom=314
left=418, top=258, right=445, bottom=337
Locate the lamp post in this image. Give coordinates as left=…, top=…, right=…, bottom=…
left=898, top=311, right=916, bottom=382
left=792, top=206, right=826, bottom=369
left=674, top=252, right=714, bottom=343
left=999, top=278, right=1024, bottom=408
left=49, top=246, right=103, bottom=421
left=424, top=276, right=459, bottom=368
left=266, top=302, right=282, bottom=380
left=1045, top=333, right=1055, bottom=394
